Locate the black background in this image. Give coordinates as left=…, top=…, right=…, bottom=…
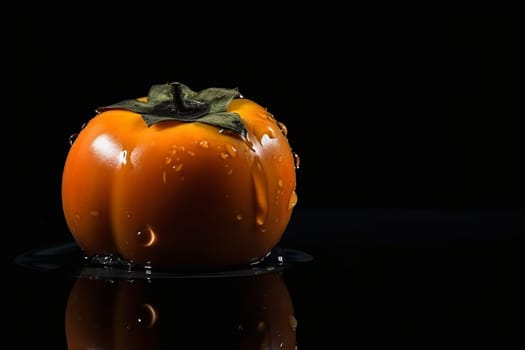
left=9, top=8, right=522, bottom=248
left=8, top=7, right=522, bottom=347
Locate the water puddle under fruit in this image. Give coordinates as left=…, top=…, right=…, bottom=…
left=15, top=242, right=313, bottom=279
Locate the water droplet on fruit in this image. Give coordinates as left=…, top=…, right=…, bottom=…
left=267, top=127, right=276, bottom=139
left=68, top=133, right=78, bottom=145
left=137, top=225, right=156, bottom=247
left=236, top=214, right=243, bottom=221
left=277, top=177, right=284, bottom=188
left=252, top=160, right=269, bottom=226
left=293, top=152, right=300, bottom=169
left=165, top=156, right=172, bottom=165
left=289, top=315, right=298, bottom=331
left=289, top=190, right=298, bottom=209
left=199, top=140, right=209, bottom=148
left=226, top=144, right=238, bottom=157
left=220, top=152, right=229, bottom=159
left=172, top=163, right=183, bottom=172
left=254, top=127, right=275, bottom=145
left=277, top=121, right=288, bottom=136
left=120, top=150, right=128, bottom=166
left=257, top=111, right=268, bottom=120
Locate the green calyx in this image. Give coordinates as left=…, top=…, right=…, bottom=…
left=97, top=82, right=246, bottom=137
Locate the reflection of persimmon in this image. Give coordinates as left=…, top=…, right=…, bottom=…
left=65, top=277, right=116, bottom=349
left=65, top=272, right=296, bottom=349
left=239, top=272, right=297, bottom=349
left=65, top=277, right=158, bottom=350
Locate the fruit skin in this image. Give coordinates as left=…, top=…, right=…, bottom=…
left=61, top=85, right=297, bottom=268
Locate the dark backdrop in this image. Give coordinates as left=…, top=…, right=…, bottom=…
left=8, top=8, right=521, bottom=257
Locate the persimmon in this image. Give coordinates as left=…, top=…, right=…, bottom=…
left=61, top=82, right=298, bottom=268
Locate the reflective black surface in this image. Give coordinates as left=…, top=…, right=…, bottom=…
left=9, top=208, right=521, bottom=347
left=15, top=242, right=313, bottom=279
left=9, top=8, right=521, bottom=348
